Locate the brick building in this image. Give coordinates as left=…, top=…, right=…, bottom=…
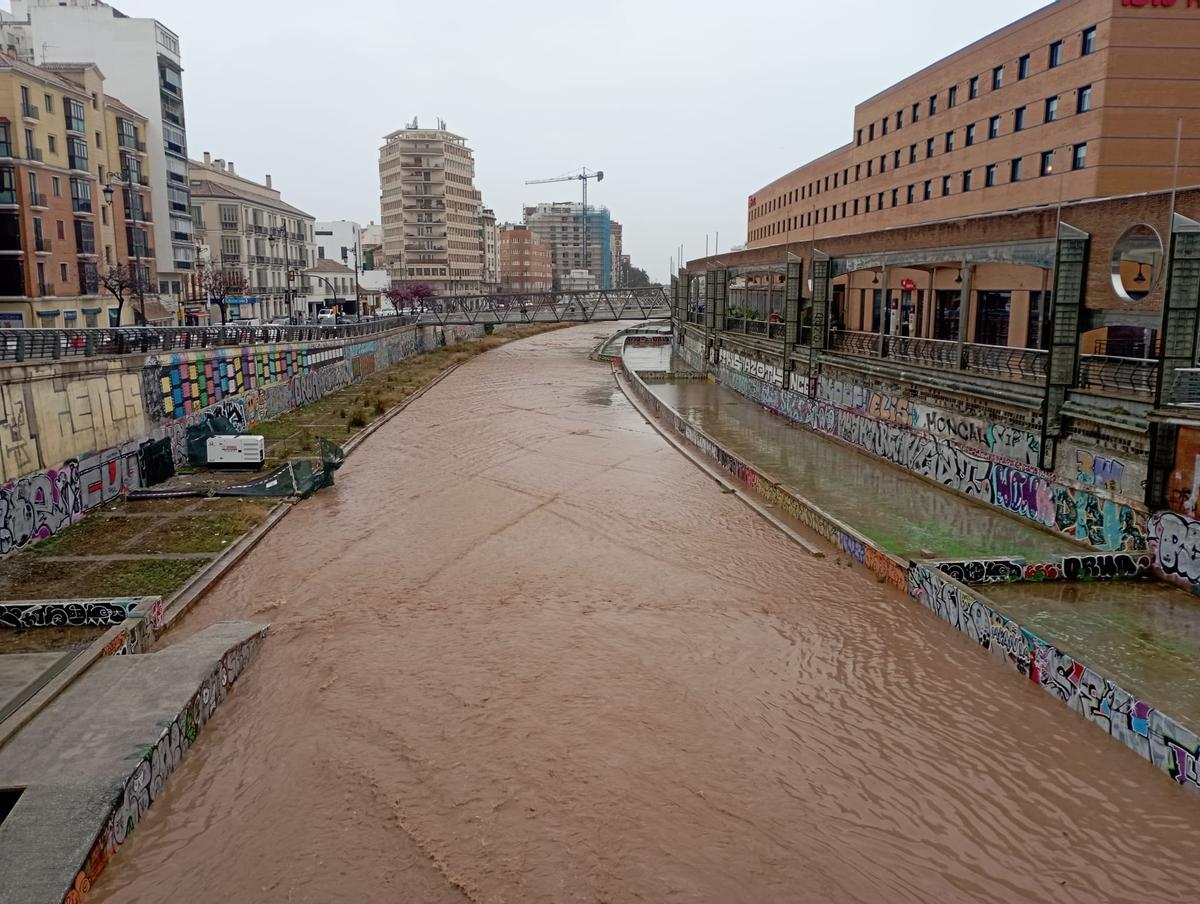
left=498, top=224, right=552, bottom=293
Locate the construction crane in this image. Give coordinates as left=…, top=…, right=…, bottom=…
left=526, top=167, right=604, bottom=277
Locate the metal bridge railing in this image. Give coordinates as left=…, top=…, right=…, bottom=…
left=1077, top=354, right=1158, bottom=400
left=0, top=316, right=419, bottom=363
left=886, top=335, right=959, bottom=370
left=963, top=343, right=1048, bottom=383
left=830, top=330, right=1048, bottom=385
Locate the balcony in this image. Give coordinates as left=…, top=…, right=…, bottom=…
left=35, top=236, right=52, bottom=254
left=222, top=253, right=241, bottom=264
left=22, top=103, right=38, bottom=121
left=220, top=220, right=240, bottom=231
left=37, top=281, right=54, bottom=296
left=0, top=190, right=15, bottom=206
left=0, top=142, right=11, bottom=159
left=27, top=148, right=43, bottom=163
left=160, top=77, right=181, bottom=97
left=29, top=193, right=47, bottom=209
left=72, top=197, right=93, bottom=214
left=68, top=155, right=89, bottom=174
left=65, top=116, right=85, bottom=134
left=76, top=240, right=96, bottom=255
left=400, top=160, right=443, bottom=169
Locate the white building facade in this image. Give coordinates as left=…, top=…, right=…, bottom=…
left=2, top=0, right=196, bottom=301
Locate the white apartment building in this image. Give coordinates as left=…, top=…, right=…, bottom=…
left=379, top=122, right=484, bottom=295
left=1, top=0, right=195, bottom=301
left=315, top=219, right=362, bottom=269
left=189, top=154, right=315, bottom=322
left=481, top=207, right=499, bottom=291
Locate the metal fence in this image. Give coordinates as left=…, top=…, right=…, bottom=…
left=0, top=315, right=419, bottom=364
left=829, top=330, right=1048, bottom=384
left=1077, top=354, right=1158, bottom=400
left=1168, top=368, right=1200, bottom=406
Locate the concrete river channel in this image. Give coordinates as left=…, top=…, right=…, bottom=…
left=90, top=325, right=1200, bottom=903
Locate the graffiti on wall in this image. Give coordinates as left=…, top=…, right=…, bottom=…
left=0, top=597, right=137, bottom=629
left=718, top=348, right=784, bottom=387
left=720, top=364, right=1148, bottom=552
left=938, top=559, right=1025, bottom=585
left=1076, top=449, right=1126, bottom=493
left=1151, top=510, right=1200, bottom=593
left=65, top=631, right=265, bottom=904
left=0, top=462, right=81, bottom=556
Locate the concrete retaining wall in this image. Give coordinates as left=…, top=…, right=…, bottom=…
left=620, top=357, right=1200, bottom=794
left=0, top=324, right=485, bottom=559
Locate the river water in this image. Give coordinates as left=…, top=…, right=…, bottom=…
left=91, top=325, right=1200, bottom=904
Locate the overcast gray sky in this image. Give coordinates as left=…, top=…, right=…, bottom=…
left=13, top=0, right=1047, bottom=281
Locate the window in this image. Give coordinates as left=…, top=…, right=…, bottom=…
left=912, top=102, right=920, bottom=123
left=1011, top=157, right=1023, bottom=182
left=942, top=175, right=952, bottom=197
left=966, top=123, right=976, bottom=147
left=907, top=184, right=915, bottom=204
left=1019, top=54, right=1030, bottom=80
left=988, top=115, right=1000, bottom=140
left=962, top=170, right=973, bottom=192
left=59, top=262, right=68, bottom=282
left=0, top=123, right=8, bottom=158
left=993, top=65, right=1004, bottom=90
left=891, top=188, right=899, bottom=207
left=894, top=149, right=901, bottom=168
left=969, top=76, right=979, bottom=100
left=929, top=93, right=938, bottom=116
left=856, top=128, right=863, bottom=146
left=1077, top=84, right=1092, bottom=114
left=65, top=98, right=85, bottom=133
left=56, top=220, right=64, bottom=240
left=945, top=130, right=955, bottom=153
left=853, top=198, right=860, bottom=215
left=51, top=176, right=60, bottom=197
left=986, top=164, right=997, bottom=187
left=896, top=109, right=904, bottom=129
left=926, top=137, right=935, bottom=158
left=923, top=180, right=933, bottom=201
left=1073, top=142, right=1087, bottom=170
left=1040, top=150, right=1055, bottom=176
left=868, top=123, right=875, bottom=141
left=855, top=164, right=861, bottom=180
left=1014, top=106, right=1027, bottom=132
left=1082, top=25, right=1097, bottom=56
left=867, top=160, right=873, bottom=177
left=909, top=144, right=918, bottom=164
left=47, top=135, right=55, bottom=154
left=878, top=191, right=885, bottom=209
left=1050, top=40, right=1063, bottom=68
left=879, top=154, right=886, bottom=173
left=1045, top=96, right=1059, bottom=123
left=67, top=136, right=87, bottom=171
left=882, top=118, right=889, bottom=136
left=948, top=85, right=958, bottom=108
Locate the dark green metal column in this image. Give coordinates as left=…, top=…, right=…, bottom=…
left=1039, top=223, right=1090, bottom=472
left=810, top=252, right=831, bottom=352
left=1148, top=214, right=1200, bottom=508
left=784, top=260, right=802, bottom=390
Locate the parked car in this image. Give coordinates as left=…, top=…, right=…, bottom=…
left=317, top=309, right=336, bottom=325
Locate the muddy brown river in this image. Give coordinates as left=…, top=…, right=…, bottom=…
left=90, top=325, right=1200, bottom=903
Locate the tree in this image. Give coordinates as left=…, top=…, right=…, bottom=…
left=98, top=264, right=150, bottom=326
left=200, top=265, right=248, bottom=325
left=626, top=266, right=652, bottom=288
left=409, top=283, right=435, bottom=302
left=384, top=286, right=413, bottom=308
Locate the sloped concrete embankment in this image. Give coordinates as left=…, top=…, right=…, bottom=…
left=0, top=621, right=268, bottom=904
left=616, top=358, right=1200, bottom=795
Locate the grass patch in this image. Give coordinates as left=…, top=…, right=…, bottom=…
left=135, top=504, right=272, bottom=555
left=31, top=513, right=149, bottom=557
left=80, top=559, right=206, bottom=599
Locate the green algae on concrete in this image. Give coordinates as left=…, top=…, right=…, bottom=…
left=987, top=579, right=1200, bottom=727
left=647, top=379, right=1084, bottom=562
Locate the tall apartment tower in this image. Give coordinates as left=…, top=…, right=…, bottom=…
left=523, top=202, right=613, bottom=291
left=379, top=123, right=484, bottom=295
left=0, top=0, right=193, bottom=303
left=609, top=221, right=623, bottom=288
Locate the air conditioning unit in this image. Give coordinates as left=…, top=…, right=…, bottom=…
left=206, top=434, right=266, bottom=469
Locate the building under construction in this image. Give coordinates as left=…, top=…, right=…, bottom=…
left=523, top=202, right=613, bottom=291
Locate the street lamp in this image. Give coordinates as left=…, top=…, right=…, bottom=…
left=103, top=167, right=146, bottom=325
